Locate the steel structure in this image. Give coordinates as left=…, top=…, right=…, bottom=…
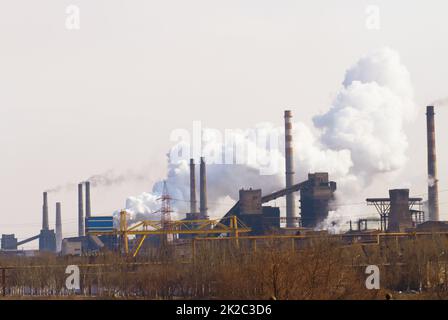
left=87, top=211, right=251, bottom=257
left=221, top=175, right=335, bottom=229
left=159, top=181, right=174, bottom=243
left=366, top=197, right=424, bottom=231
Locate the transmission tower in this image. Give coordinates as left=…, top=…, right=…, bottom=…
left=159, top=180, right=174, bottom=242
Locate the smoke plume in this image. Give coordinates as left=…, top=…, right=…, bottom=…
left=125, top=47, right=417, bottom=230
left=46, top=169, right=148, bottom=193
left=315, top=47, right=416, bottom=230
left=432, top=97, right=448, bottom=107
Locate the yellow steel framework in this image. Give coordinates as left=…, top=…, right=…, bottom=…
left=87, top=211, right=251, bottom=257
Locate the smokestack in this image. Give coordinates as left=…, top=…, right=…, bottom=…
left=190, top=159, right=198, bottom=218
left=284, top=110, right=297, bottom=227
left=426, top=106, right=440, bottom=221
left=55, top=202, right=62, bottom=252
left=199, top=157, right=208, bottom=220
left=78, top=183, right=85, bottom=236
left=85, top=181, right=91, bottom=218
left=42, top=192, right=49, bottom=230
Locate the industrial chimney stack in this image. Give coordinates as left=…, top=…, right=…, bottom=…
left=78, top=183, right=85, bottom=236
left=55, top=202, right=62, bottom=252
left=190, top=159, right=198, bottom=218
left=85, top=181, right=91, bottom=218
left=284, top=110, right=297, bottom=227
left=42, top=192, right=49, bottom=231
left=199, top=157, right=208, bottom=220
left=426, top=106, right=439, bottom=221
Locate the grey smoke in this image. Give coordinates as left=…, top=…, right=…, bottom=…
left=85, top=170, right=147, bottom=187
left=432, top=97, right=448, bottom=107
left=46, top=169, right=148, bottom=193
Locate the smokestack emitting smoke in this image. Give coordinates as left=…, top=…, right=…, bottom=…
left=284, top=110, right=297, bottom=227
left=200, top=157, right=208, bottom=219
left=426, top=106, right=439, bottom=221
left=55, top=202, right=62, bottom=252
left=78, top=183, right=84, bottom=236
left=42, top=192, right=49, bottom=230
left=189, top=159, right=198, bottom=217
left=85, top=181, right=91, bottom=218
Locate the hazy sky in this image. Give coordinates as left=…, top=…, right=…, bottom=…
left=0, top=1, right=447, bottom=247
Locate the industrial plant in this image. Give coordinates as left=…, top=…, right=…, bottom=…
left=0, top=106, right=445, bottom=258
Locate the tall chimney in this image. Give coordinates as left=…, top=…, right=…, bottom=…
left=284, top=110, right=297, bottom=227
left=85, top=181, right=91, bottom=218
left=55, top=202, right=62, bottom=252
left=190, top=159, right=198, bottom=218
left=42, top=192, right=49, bottom=230
left=426, top=106, right=439, bottom=221
left=199, top=157, right=208, bottom=220
left=78, top=183, right=85, bottom=236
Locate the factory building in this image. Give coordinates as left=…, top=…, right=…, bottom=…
left=2, top=107, right=445, bottom=256
left=39, top=192, right=56, bottom=252
left=300, top=173, right=337, bottom=228
left=39, top=229, right=56, bottom=252
left=62, top=239, right=82, bottom=256
left=62, top=235, right=108, bottom=255
left=238, top=189, right=280, bottom=235
left=1, top=234, right=18, bottom=250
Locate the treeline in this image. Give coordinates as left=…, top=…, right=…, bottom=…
left=1, top=235, right=448, bottom=299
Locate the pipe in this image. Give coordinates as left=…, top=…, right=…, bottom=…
left=78, top=183, right=84, bottom=236
left=85, top=181, right=91, bottom=218
left=199, top=157, right=208, bottom=219
left=190, top=159, right=198, bottom=218
left=284, top=110, right=297, bottom=227
left=42, top=192, right=49, bottom=230
left=55, top=202, right=62, bottom=252
left=426, top=106, right=439, bottom=221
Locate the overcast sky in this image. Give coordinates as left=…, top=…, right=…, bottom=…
left=0, top=1, right=447, bottom=247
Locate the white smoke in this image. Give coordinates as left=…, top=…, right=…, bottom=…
left=125, top=47, right=416, bottom=230
left=428, top=175, right=436, bottom=188
left=315, top=47, right=416, bottom=229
